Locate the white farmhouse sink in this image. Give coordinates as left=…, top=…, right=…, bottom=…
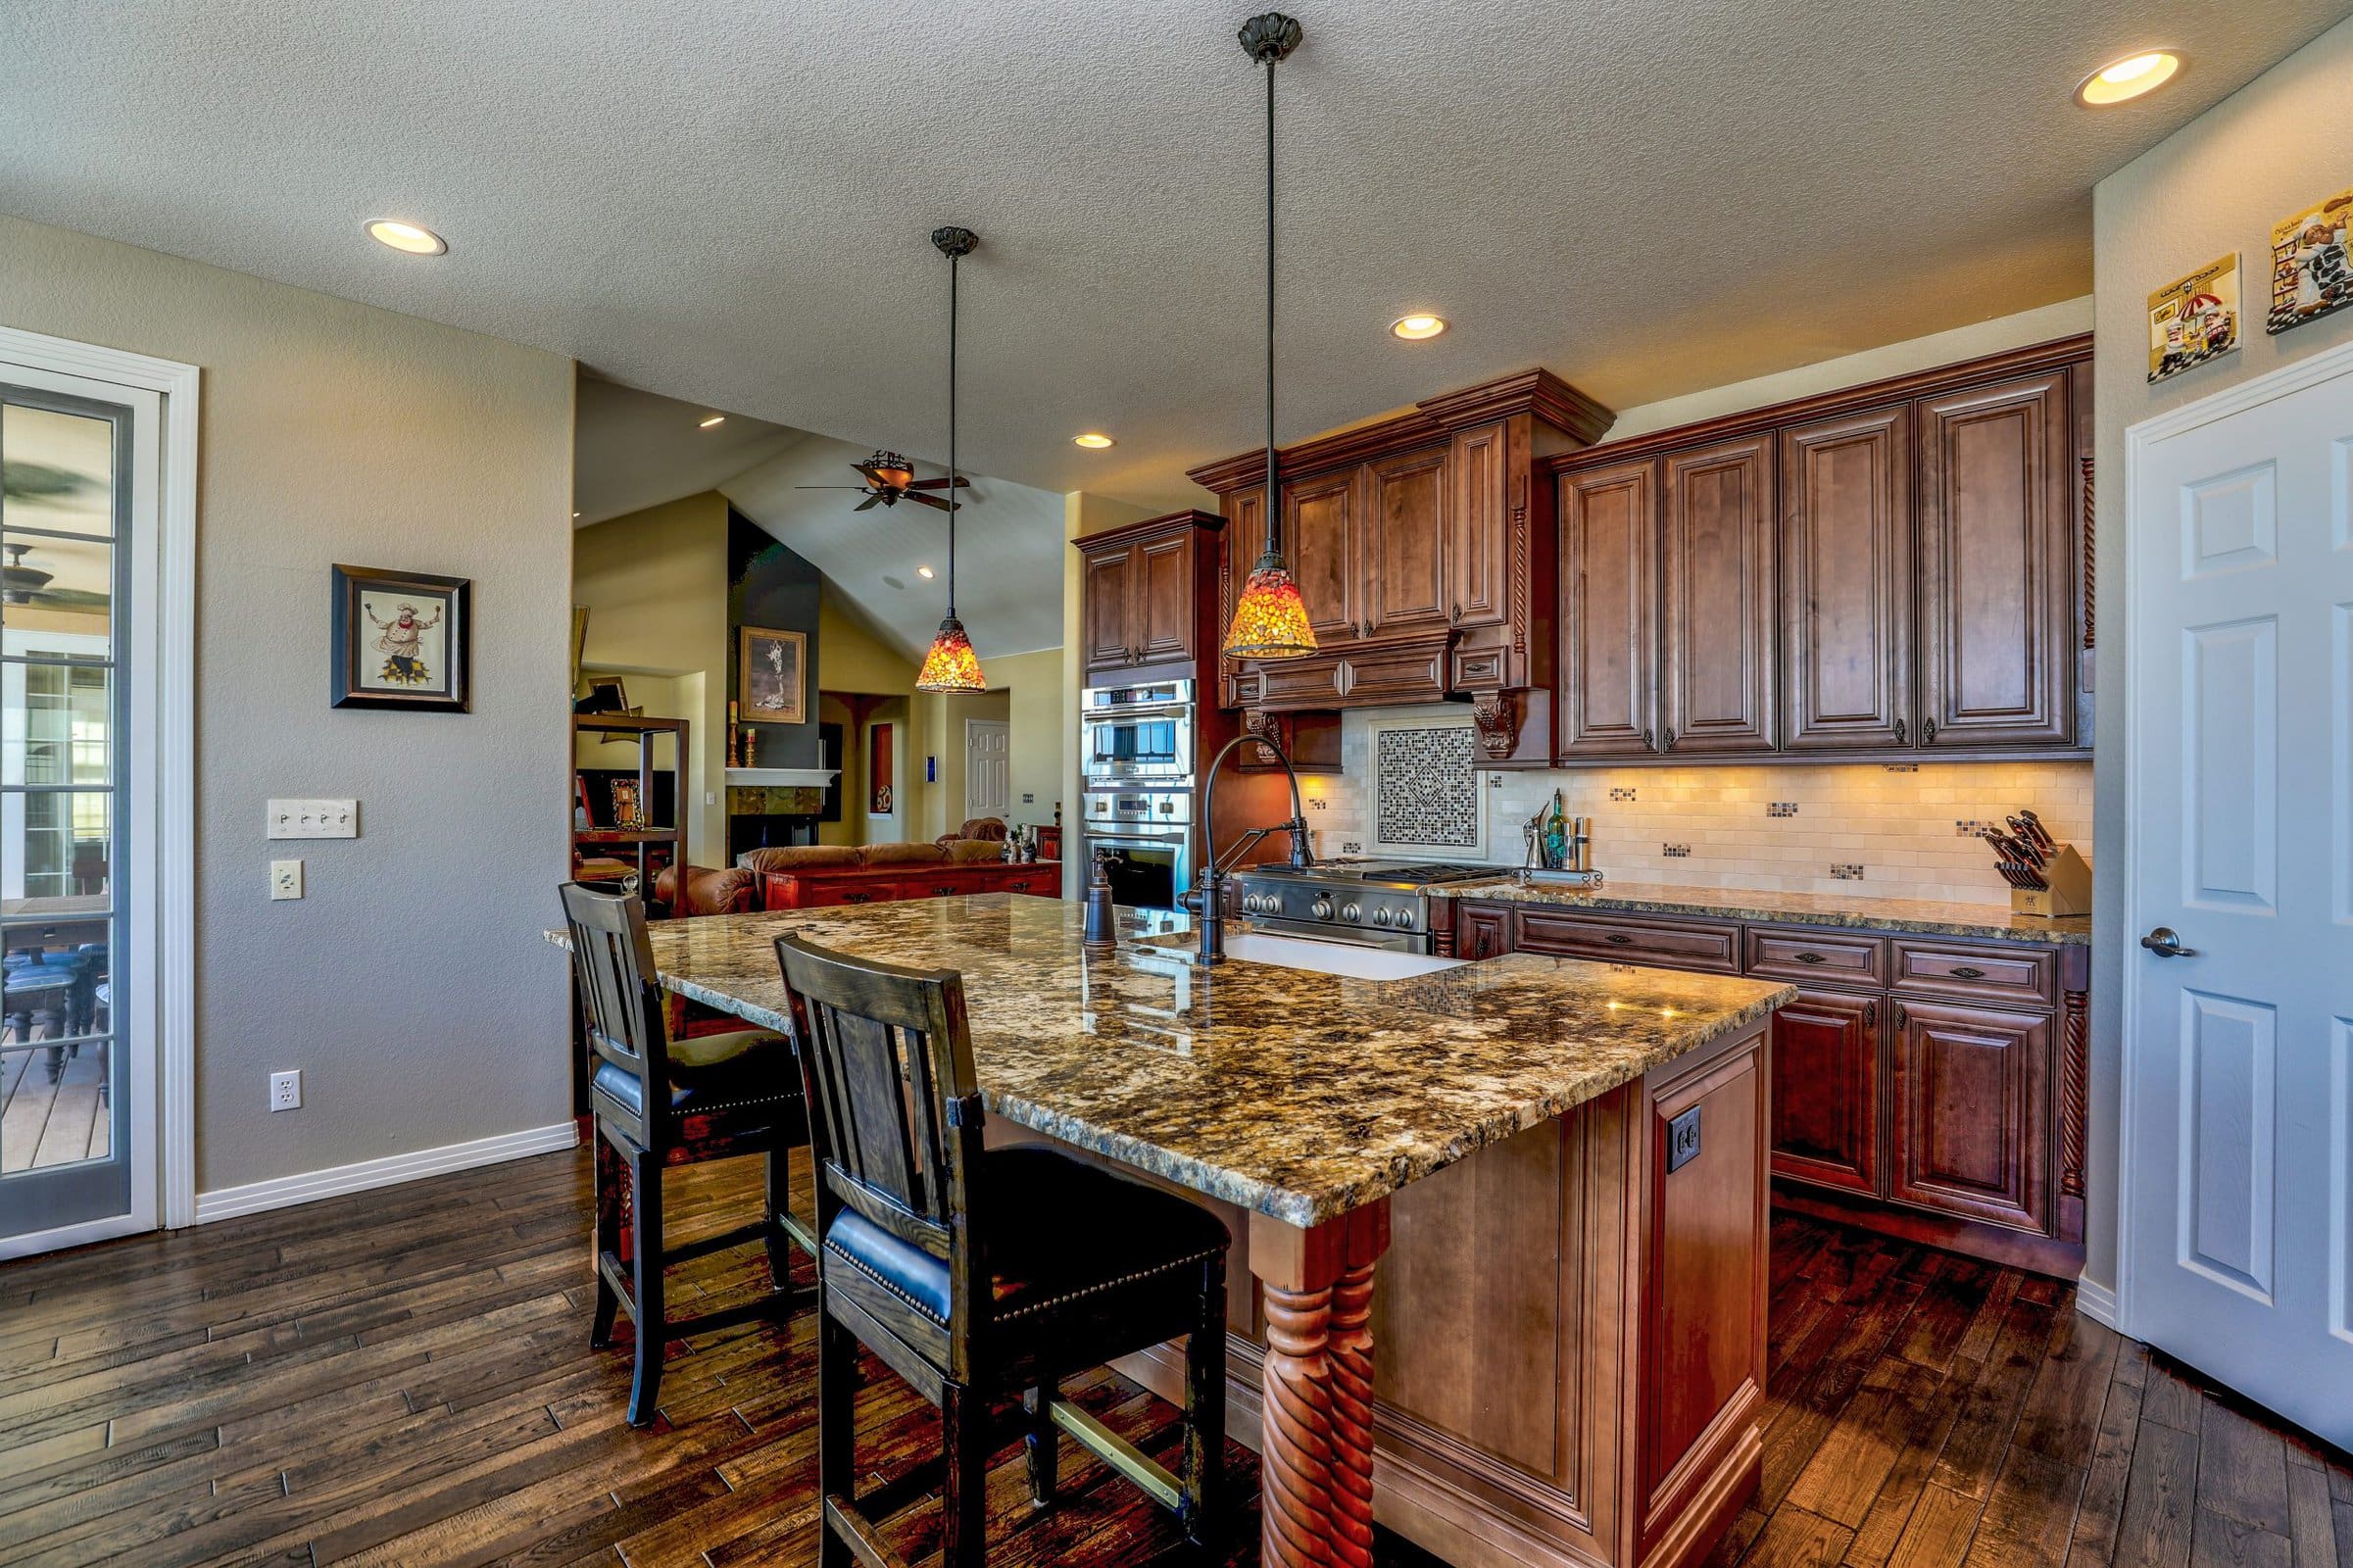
left=1145, top=931, right=1467, bottom=982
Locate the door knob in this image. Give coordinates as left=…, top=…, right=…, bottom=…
left=2140, top=927, right=2199, bottom=958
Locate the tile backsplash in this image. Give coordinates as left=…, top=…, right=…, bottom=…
left=1294, top=707, right=2092, bottom=906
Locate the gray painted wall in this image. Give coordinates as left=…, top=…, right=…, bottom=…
left=2, top=214, right=576, bottom=1195
left=2087, top=15, right=2353, bottom=1300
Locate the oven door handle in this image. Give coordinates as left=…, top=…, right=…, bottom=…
left=1081, top=703, right=1195, bottom=722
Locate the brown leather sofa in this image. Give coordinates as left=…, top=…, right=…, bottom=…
left=652, top=862, right=758, bottom=918
left=934, top=816, right=1007, bottom=848
left=736, top=838, right=1055, bottom=909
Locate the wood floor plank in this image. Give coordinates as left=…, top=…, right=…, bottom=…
left=2067, top=1338, right=2149, bottom=1568
left=2114, top=1419, right=2201, bottom=1568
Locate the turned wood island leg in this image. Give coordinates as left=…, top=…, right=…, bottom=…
left=1250, top=1200, right=1392, bottom=1568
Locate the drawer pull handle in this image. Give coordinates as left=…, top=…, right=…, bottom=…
left=1794, top=951, right=1826, bottom=964
left=933, top=885, right=958, bottom=896
left=1894, top=1002, right=1909, bottom=1029
left=1864, top=1000, right=1877, bottom=1029
left=1605, top=933, right=1635, bottom=946
left=1949, top=965, right=1985, bottom=979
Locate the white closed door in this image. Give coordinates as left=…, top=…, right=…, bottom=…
left=964, top=718, right=1009, bottom=820
left=2126, top=341, right=2353, bottom=1446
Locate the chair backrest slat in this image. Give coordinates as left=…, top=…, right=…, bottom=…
left=775, top=934, right=982, bottom=1320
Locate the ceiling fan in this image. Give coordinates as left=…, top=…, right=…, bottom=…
left=795, top=449, right=971, bottom=513
left=0, top=543, right=106, bottom=612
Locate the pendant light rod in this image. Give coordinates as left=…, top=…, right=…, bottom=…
left=1243, top=13, right=1300, bottom=564
left=932, top=224, right=976, bottom=618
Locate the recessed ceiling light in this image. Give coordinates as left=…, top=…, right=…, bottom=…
left=1391, top=313, right=1447, bottom=340
left=365, top=220, right=447, bottom=256
left=917, top=565, right=936, bottom=579
left=571, top=511, right=581, bottom=518
left=2076, top=49, right=2182, bottom=106
left=698, top=415, right=726, bottom=429
left=1072, top=432, right=1115, bottom=449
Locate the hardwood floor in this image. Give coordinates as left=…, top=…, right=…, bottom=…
left=0, top=1148, right=2344, bottom=1567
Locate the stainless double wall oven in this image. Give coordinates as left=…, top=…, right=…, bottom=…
left=1078, top=677, right=1197, bottom=911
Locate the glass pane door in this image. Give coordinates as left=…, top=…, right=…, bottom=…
left=0, top=385, right=131, bottom=1238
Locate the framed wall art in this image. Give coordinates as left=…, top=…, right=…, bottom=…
left=330, top=564, right=471, bottom=712
left=738, top=625, right=806, bottom=724
left=2146, top=255, right=2240, bottom=382
left=2268, top=188, right=2353, bottom=335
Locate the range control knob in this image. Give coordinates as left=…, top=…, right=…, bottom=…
left=1394, top=906, right=1417, bottom=931
left=1340, top=902, right=1362, bottom=923
left=1372, top=906, right=1394, bottom=927
left=1310, top=898, right=1335, bottom=920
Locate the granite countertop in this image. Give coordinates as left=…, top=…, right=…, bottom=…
left=1432, top=877, right=2092, bottom=947
left=550, top=896, right=1790, bottom=1228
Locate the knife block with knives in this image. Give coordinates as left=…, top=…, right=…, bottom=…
left=1985, top=809, right=2090, bottom=918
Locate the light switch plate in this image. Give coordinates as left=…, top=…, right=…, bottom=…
left=270, top=859, right=303, bottom=900
left=268, top=799, right=359, bottom=838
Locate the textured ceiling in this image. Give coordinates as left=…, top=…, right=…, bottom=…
left=571, top=376, right=806, bottom=526
left=5, top=1, right=2346, bottom=512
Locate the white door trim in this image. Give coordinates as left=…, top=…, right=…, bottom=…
left=2117, top=331, right=2353, bottom=1339
left=0, top=322, right=200, bottom=1243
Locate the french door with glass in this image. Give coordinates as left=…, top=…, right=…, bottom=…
left=0, top=368, right=156, bottom=1254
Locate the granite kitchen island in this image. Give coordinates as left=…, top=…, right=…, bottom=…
left=578, top=894, right=1792, bottom=1568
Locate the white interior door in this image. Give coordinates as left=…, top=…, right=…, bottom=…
left=964, top=718, right=1009, bottom=821
left=2125, top=341, right=2353, bottom=1446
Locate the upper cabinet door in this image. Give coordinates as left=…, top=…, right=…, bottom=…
left=1363, top=447, right=1451, bottom=638
left=1781, top=405, right=1914, bottom=750
left=1558, top=458, right=1658, bottom=757
left=1446, top=422, right=1508, bottom=627
left=1915, top=371, right=2075, bottom=748
left=1081, top=542, right=1137, bottom=674
left=1133, top=529, right=1199, bottom=665
left=1661, top=435, right=1778, bottom=754
left=1285, top=467, right=1359, bottom=645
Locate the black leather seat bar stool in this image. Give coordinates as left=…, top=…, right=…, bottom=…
left=560, top=882, right=812, bottom=1426
left=772, top=932, right=1231, bottom=1568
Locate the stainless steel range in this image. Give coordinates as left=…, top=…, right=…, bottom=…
left=1229, top=860, right=1503, bottom=953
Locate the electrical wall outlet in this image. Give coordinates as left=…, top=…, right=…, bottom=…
left=270, top=859, right=303, bottom=900
left=269, top=1070, right=302, bottom=1112
left=267, top=799, right=359, bottom=838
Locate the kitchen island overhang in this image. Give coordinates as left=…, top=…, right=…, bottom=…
left=551, top=894, right=1792, bottom=1568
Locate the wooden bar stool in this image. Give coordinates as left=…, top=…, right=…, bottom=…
left=773, top=932, right=1232, bottom=1568
left=560, top=882, right=812, bottom=1426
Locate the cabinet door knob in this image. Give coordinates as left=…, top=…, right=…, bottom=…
left=1923, top=717, right=1938, bottom=743
left=1449, top=603, right=1463, bottom=623
left=1893, top=717, right=1907, bottom=745
left=1864, top=1000, right=1877, bottom=1028
left=1642, top=727, right=1657, bottom=751
left=1893, top=1002, right=1909, bottom=1029
left=1662, top=728, right=1677, bottom=752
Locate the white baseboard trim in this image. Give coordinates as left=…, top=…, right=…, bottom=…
left=2075, top=1275, right=2122, bottom=1332
left=193, top=1121, right=580, bottom=1226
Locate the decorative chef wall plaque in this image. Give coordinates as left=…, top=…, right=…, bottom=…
left=330, top=564, right=471, bottom=712
left=2146, top=255, right=2241, bottom=382
left=2268, top=187, right=2353, bottom=335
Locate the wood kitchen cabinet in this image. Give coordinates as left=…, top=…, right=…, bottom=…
left=1362, top=446, right=1451, bottom=637
left=1768, top=986, right=1880, bottom=1196
left=1544, top=334, right=2091, bottom=765
left=1558, top=458, right=1658, bottom=758
left=1445, top=899, right=2087, bottom=1274
left=1285, top=466, right=1361, bottom=646
left=1077, top=510, right=1225, bottom=681
left=1887, top=997, right=2050, bottom=1235
left=1914, top=370, right=2075, bottom=748
left=1661, top=435, right=1778, bottom=754
left=1780, top=403, right=1915, bottom=751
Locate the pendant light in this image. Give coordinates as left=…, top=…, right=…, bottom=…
left=915, top=224, right=988, bottom=693
left=1221, top=12, right=1316, bottom=662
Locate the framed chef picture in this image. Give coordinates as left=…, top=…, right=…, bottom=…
left=2267, top=188, right=2353, bottom=335
left=329, top=564, right=472, bottom=712
left=2145, top=255, right=2241, bottom=383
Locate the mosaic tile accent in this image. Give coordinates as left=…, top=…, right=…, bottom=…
left=1609, top=786, right=1639, bottom=802
left=1768, top=802, right=1798, bottom=817
left=1662, top=842, right=1692, bottom=858
left=1372, top=724, right=1480, bottom=849
left=1830, top=863, right=1866, bottom=880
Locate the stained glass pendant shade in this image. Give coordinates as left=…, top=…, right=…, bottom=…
left=914, top=224, right=988, bottom=694
left=1221, top=12, right=1317, bottom=662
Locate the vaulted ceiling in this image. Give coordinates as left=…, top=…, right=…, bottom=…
left=6, top=0, right=2344, bottom=514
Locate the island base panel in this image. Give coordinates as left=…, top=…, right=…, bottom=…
left=1109, top=1016, right=1771, bottom=1568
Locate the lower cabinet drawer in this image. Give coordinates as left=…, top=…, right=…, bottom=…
left=1744, top=927, right=1886, bottom=987
left=995, top=870, right=1056, bottom=897
left=1890, top=940, right=2057, bottom=1005
left=1342, top=645, right=1447, bottom=705
left=1511, top=909, right=1739, bottom=973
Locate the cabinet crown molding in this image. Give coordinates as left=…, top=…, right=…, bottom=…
left=1552, top=333, right=2092, bottom=472
left=1067, top=508, right=1223, bottom=555
left=1187, top=367, right=1615, bottom=495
